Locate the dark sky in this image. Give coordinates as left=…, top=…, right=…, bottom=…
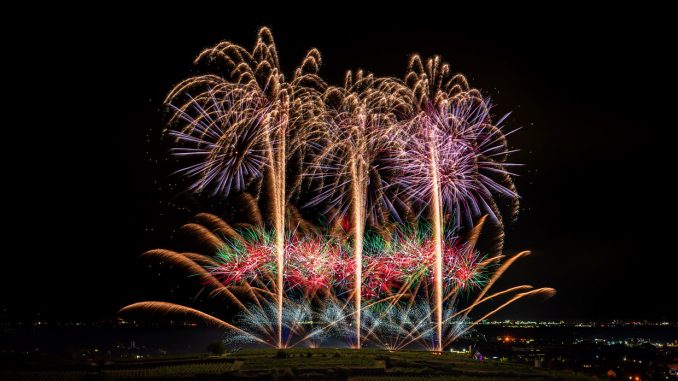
left=4, top=9, right=675, bottom=322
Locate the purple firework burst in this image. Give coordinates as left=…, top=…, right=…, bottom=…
left=167, top=85, right=273, bottom=197
left=394, top=98, right=519, bottom=226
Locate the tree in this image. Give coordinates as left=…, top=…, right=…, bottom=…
left=207, top=340, right=226, bottom=355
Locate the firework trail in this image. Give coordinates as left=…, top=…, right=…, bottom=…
left=165, top=27, right=328, bottom=348
left=399, top=57, right=519, bottom=349
left=302, top=72, right=413, bottom=347
left=304, top=108, right=375, bottom=347
left=120, top=302, right=269, bottom=345
left=390, top=97, right=518, bottom=350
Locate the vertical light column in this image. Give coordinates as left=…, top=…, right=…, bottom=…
left=430, top=128, right=444, bottom=352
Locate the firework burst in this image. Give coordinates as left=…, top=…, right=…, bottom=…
left=121, top=27, right=553, bottom=352
left=395, top=99, right=518, bottom=227
left=167, top=85, right=272, bottom=197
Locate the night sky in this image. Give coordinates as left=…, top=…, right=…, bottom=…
left=4, top=10, right=675, bottom=322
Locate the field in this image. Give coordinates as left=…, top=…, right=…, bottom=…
left=0, top=348, right=593, bottom=380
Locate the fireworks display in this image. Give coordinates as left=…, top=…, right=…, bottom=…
left=121, top=27, right=553, bottom=351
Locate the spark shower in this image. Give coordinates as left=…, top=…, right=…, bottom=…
left=121, top=27, right=554, bottom=351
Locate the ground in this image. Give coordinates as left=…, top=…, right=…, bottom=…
left=1, top=348, right=594, bottom=380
